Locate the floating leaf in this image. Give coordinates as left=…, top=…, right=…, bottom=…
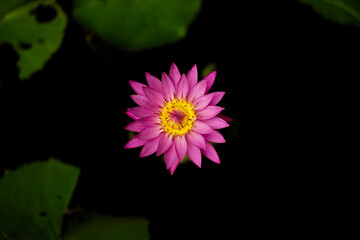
left=63, top=211, right=150, bottom=240
left=0, top=0, right=67, bottom=80
left=72, top=0, right=202, bottom=51
left=300, top=0, right=360, bottom=26
left=0, top=0, right=29, bottom=17
left=0, top=158, right=80, bottom=240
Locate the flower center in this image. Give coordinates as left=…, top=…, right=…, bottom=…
left=159, top=98, right=196, bottom=136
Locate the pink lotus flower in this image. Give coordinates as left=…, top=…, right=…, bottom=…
left=124, top=63, right=229, bottom=174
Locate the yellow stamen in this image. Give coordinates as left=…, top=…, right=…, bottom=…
left=159, top=98, right=196, bottom=136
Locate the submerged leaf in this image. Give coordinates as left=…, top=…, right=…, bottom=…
left=0, top=158, right=80, bottom=240
left=300, top=0, right=360, bottom=26
left=0, top=0, right=67, bottom=80
left=72, top=0, right=202, bottom=51
left=63, top=211, right=150, bottom=240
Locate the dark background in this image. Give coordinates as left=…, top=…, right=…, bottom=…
left=0, top=0, right=355, bottom=239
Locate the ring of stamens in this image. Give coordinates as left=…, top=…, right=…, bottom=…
left=159, top=98, right=196, bottom=136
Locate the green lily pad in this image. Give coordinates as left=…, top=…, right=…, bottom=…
left=0, top=158, right=80, bottom=240
left=0, top=0, right=67, bottom=80
left=300, top=0, right=360, bottom=26
left=0, top=0, right=29, bottom=17
left=63, top=211, right=150, bottom=240
left=72, top=0, right=202, bottom=51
